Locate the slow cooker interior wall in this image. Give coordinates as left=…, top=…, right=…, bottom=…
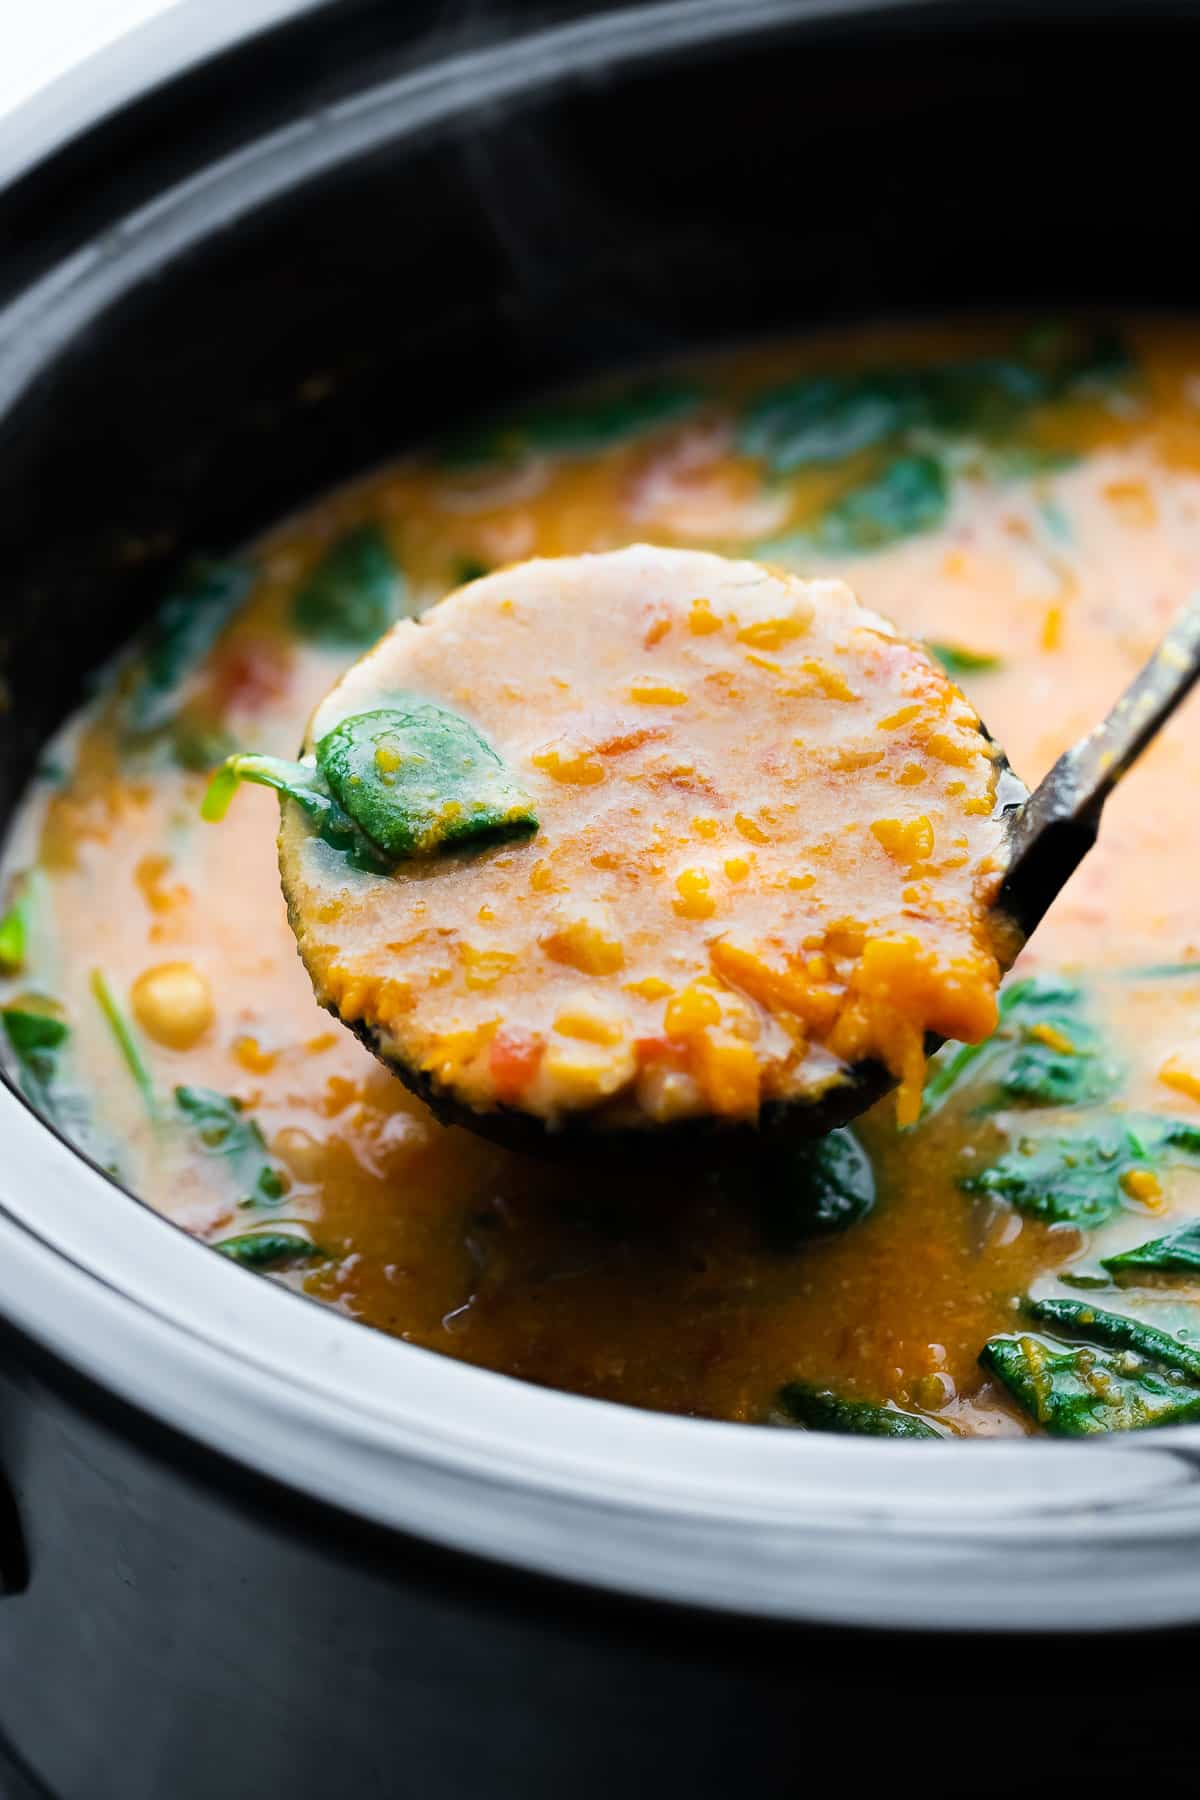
left=1, top=16, right=1195, bottom=821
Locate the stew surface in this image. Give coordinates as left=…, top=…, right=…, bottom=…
left=6, top=316, right=1200, bottom=1438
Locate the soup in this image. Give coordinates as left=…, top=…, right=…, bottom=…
left=6, top=317, right=1200, bottom=1438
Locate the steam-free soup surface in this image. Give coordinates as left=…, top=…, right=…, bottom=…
left=7, top=318, right=1200, bottom=1438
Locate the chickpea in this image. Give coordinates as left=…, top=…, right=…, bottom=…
left=130, top=961, right=214, bottom=1049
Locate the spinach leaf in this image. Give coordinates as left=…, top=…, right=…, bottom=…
left=739, top=335, right=1131, bottom=478
left=443, top=379, right=701, bottom=466
left=927, top=643, right=1004, bottom=678
left=291, top=526, right=403, bottom=648
left=0, top=1003, right=104, bottom=1157
left=961, top=1114, right=1200, bottom=1228
left=757, top=1128, right=875, bottom=1249
left=316, top=702, right=538, bottom=860
left=923, top=975, right=1121, bottom=1116
left=776, top=1382, right=940, bottom=1438
left=215, top=1230, right=321, bottom=1270
left=811, top=455, right=949, bottom=553
left=981, top=1297, right=1200, bottom=1435
left=738, top=374, right=911, bottom=471
left=1103, top=1221, right=1200, bottom=1278
left=200, top=750, right=389, bottom=873
left=122, top=559, right=253, bottom=736
left=2, top=1007, right=70, bottom=1117
left=174, top=1085, right=286, bottom=1209
left=202, top=752, right=330, bottom=825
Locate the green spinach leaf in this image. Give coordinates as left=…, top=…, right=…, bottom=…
left=961, top=1114, right=1200, bottom=1229
left=2, top=1007, right=70, bottom=1116
left=443, top=379, right=701, bottom=466
left=0, top=1003, right=103, bottom=1157
left=200, top=751, right=389, bottom=873
left=174, top=1085, right=286, bottom=1209
left=776, top=1382, right=940, bottom=1438
left=927, top=643, right=1004, bottom=678
left=738, top=374, right=911, bottom=471
left=1103, top=1221, right=1200, bottom=1278
left=811, top=455, right=949, bottom=553
left=923, top=975, right=1121, bottom=1116
left=216, top=1230, right=321, bottom=1270
left=981, top=1297, right=1200, bottom=1434
left=291, top=526, right=403, bottom=648
left=316, top=702, right=538, bottom=860
left=757, top=1128, right=875, bottom=1249
left=122, top=559, right=253, bottom=736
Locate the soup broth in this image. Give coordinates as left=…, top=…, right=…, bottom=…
left=7, top=317, right=1200, bottom=1438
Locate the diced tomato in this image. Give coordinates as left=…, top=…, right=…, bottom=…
left=633, top=1034, right=691, bottom=1070
left=212, top=639, right=290, bottom=711
left=488, top=1027, right=544, bottom=1101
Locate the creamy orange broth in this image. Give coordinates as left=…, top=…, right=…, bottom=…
left=280, top=549, right=1007, bottom=1130
left=7, top=318, right=1200, bottom=1437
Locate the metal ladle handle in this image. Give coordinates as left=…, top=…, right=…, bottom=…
left=997, top=591, right=1200, bottom=938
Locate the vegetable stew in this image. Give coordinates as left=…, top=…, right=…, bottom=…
left=6, top=316, right=1200, bottom=1439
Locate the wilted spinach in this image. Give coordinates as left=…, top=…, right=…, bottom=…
left=923, top=975, right=1121, bottom=1116
left=961, top=1114, right=1200, bottom=1229
left=927, top=643, right=1004, bottom=678
left=316, top=702, right=538, bottom=860
left=981, top=1297, right=1200, bottom=1434
left=776, top=1382, right=940, bottom=1439
left=442, top=378, right=701, bottom=466
left=216, top=1231, right=321, bottom=1271
left=174, top=1085, right=287, bottom=1209
left=755, top=1128, right=875, bottom=1249
left=121, top=559, right=253, bottom=737
left=291, top=526, right=404, bottom=648
left=1103, top=1221, right=1200, bottom=1279
left=810, top=454, right=949, bottom=553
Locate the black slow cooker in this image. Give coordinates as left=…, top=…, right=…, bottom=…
left=4, top=3, right=1200, bottom=1794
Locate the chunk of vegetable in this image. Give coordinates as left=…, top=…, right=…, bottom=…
left=981, top=1297, right=1200, bottom=1434
left=174, top=1085, right=286, bottom=1208
left=315, top=702, right=538, bottom=860
left=291, top=526, right=404, bottom=648
left=961, top=1114, right=1200, bottom=1228
left=777, top=1382, right=940, bottom=1438
left=215, top=1231, right=320, bottom=1270
left=1103, top=1221, right=1200, bottom=1278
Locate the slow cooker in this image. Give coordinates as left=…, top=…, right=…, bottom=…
left=3, top=3, right=1200, bottom=1794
